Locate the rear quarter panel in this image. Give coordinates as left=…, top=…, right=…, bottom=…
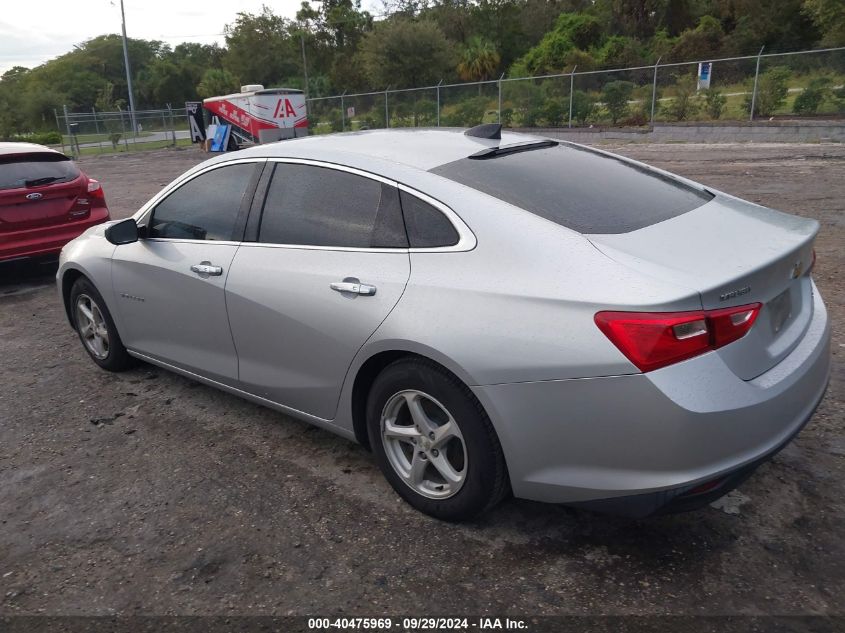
left=352, top=175, right=704, bottom=388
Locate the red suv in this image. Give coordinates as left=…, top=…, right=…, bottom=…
left=0, top=142, right=110, bottom=262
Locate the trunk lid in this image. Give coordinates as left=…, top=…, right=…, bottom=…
left=0, top=154, right=87, bottom=233
left=589, top=195, right=818, bottom=380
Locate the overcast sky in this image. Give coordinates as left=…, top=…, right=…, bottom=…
left=0, top=0, right=380, bottom=75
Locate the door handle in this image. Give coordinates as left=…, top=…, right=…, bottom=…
left=330, top=281, right=377, bottom=296
left=190, top=263, right=223, bottom=276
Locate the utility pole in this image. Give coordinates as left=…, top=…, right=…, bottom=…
left=119, top=0, right=137, bottom=136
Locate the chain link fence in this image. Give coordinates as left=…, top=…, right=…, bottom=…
left=307, top=46, right=845, bottom=134
left=55, top=107, right=190, bottom=157
left=51, top=45, right=845, bottom=155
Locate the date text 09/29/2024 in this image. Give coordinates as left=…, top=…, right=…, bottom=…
left=307, top=617, right=529, bottom=630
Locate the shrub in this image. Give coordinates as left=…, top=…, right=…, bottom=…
left=6, top=131, right=62, bottom=145
left=745, top=66, right=791, bottom=117
left=702, top=89, right=727, bottom=119
left=622, top=109, right=649, bottom=126
left=833, top=86, right=845, bottom=114
left=793, top=77, right=832, bottom=115
left=570, top=90, right=595, bottom=125
left=662, top=75, right=699, bottom=121
left=443, top=96, right=488, bottom=127
left=411, top=99, right=437, bottom=126
left=602, top=80, right=635, bottom=125
left=540, top=98, right=567, bottom=126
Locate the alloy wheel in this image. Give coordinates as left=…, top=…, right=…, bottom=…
left=380, top=389, right=468, bottom=499
left=75, top=294, right=110, bottom=360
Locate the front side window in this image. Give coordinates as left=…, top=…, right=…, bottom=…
left=258, top=163, right=407, bottom=248
left=149, top=163, right=255, bottom=240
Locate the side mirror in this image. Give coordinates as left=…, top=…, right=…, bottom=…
left=105, top=218, right=139, bottom=245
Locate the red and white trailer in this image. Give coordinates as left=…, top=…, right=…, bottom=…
left=203, top=84, right=308, bottom=145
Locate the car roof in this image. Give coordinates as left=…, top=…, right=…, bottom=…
left=0, top=142, right=66, bottom=158
left=240, top=128, right=551, bottom=171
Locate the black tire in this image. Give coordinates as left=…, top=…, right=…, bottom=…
left=69, top=276, right=135, bottom=372
left=366, top=357, right=509, bottom=521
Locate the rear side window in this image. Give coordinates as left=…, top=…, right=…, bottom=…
left=0, top=155, right=80, bottom=191
left=430, top=144, right=713, bottom=234
left=258, top=163, right=408, bottom=248
left=400, top=191, right=459, bottom=248
left=150, top=163, right=255, bottom=240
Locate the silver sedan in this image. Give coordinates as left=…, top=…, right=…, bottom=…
left=57, top=127, right=831, bottom=521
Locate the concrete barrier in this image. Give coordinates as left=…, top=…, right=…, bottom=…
left=516, top=120, right=845, bottom=143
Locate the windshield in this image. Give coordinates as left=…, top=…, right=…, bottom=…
left=430, top=144, right=713, bottom=234
left=0, top=155, right=80, bottom=191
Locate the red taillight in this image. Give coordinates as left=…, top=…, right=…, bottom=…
left=595, top=302, right=761, bottom=372
left=71, top=178, right=107, bottom=216
left=87, top=178, right=106, bottom=205
left=808, top=249, right=816, bottom=275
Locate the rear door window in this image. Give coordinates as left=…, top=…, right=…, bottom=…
left=399, top=191, right=459, bottom=248
left=0, top=155, right=80, bottom=191
left=149, top=163, right=255, bottom=241
left=430, top=144, right=713, bottom=234
left=257, top=163, right=408, bottom=248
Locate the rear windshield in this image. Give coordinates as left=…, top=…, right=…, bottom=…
left=0, top=155, right=80, bottom=191
left=430, top=144, right=713, bottom=234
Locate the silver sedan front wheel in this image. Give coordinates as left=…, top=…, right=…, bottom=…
left=380, top=389, right=468, bottom=500
left=75, top=294, right=110, bottom=360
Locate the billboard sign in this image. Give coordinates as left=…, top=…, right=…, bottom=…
left=697, top=62, right=712, bottom=90
left=185, top=101, right=206, bottom=143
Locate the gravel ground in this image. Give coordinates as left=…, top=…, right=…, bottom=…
left=0, top=142, right=843, bottom=617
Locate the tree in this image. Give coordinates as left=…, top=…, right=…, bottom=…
left=457, top=36, right=501, bottom=83
left=0, top=67, right=29, bottom=138
left=602, top=80, right=635, bottom=124
left=597, top=35, right=645, bottom=68
left=670, top=15, right=725, bottom=62
left=358, top=19, right=455, bottom=89
left=197, top=69, right=240, bottom=99
left=138, top=59, right=194, bottom=106
left=517, top=13, right=603, bottom=75
left=598, top=0, right=665, bottom=39
left=803, top=0, right=845, bottom=46
left=94, top=83, right=124, bottom=148
left=224, top=8, right=301, bottom=88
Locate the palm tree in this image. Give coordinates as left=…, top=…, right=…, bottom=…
left=457, top=36, right=500, bottom=93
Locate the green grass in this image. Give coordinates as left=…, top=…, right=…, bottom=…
left=76, top=137, right=193, bottom=156
left=62, top=131, right=155, bottom=145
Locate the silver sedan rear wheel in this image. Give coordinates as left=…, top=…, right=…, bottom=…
left=75, top=294, right=110, bottom=360
left=380, top=389, right=468, bottom=500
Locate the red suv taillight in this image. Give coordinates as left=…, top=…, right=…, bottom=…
left=594, top=303, right=761, bottom=372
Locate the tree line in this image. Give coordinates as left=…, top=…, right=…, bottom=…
left=1, top=0, right=843, bottom=137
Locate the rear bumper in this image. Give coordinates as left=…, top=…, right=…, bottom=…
left=472, top=283, right=831, bottom=517
left=0, top=208, right=110, bottom=262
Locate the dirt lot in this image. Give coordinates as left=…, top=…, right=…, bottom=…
left=1, top=143, right=843, bottom=618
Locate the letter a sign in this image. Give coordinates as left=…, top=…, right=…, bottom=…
left=185, top=101, right=206, bottom=142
